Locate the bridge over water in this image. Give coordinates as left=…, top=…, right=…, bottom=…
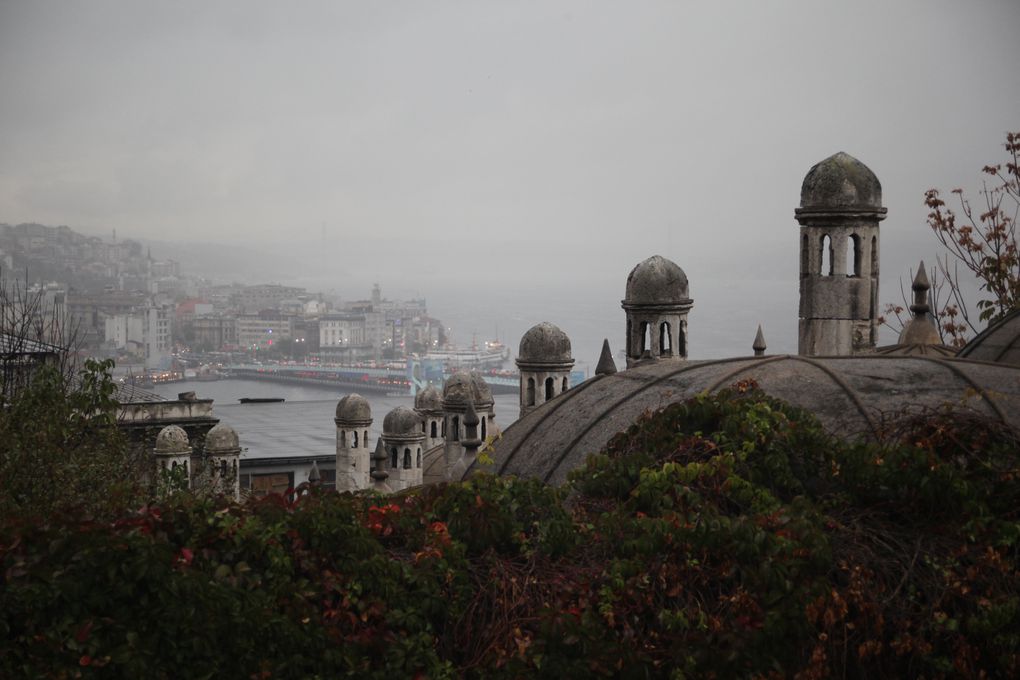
left=225, top=362, right=520, bottom=396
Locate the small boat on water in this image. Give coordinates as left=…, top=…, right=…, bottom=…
left=238, top=397, right=285, bottom=404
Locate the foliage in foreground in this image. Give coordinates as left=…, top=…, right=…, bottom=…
left=2, top=385, right=1019, bottom=678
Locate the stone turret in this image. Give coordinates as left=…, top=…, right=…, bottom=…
left=154, top=425, right=191, bottom=494
left=622, top=255, right=693, bottom=368
left=414, top=384, right=444, bottom=451
left=442, top=370, right=495, bottom=479
left=381, top=406, right=425, bottom=492
left=796, top=152, right=887, bottom=355
left=335, top=394, right=372, bottom=492
left=204, top=422, right=240, bottom=500
left=516, top=322, right=574, bottom=417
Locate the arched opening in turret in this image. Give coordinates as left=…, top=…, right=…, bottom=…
left=481, top=416, right=487, bottom=440
left=821, top=234, right=833, bottom=276
left=220, top=460, right=227, bottom=478
left=390, top=448, right=398, bottom=469
left=416, top=448, right=421, bottom=467
left=452, top=416, right=460, bottom=441
left=641, top=322, right=651, bottom=353
left=847, top=234, right=861, bottom=277
left=430, top=421, right=437, bottom=438
left=545, top=377, right=554, bottom=400
left=678, top=326, right=687, bottom=357
left=801, top=234, right=808, bottom=276
left=562, top=376, right=568, bottom=392
left=659, top=322, right=672, bottom=356
left=870, top=236, right=878, bottom=277
left=352, top=431, right=359, bottom=448
left=340, top=430, right=346, bottom=447
left=526, top=378, right=535, bottom=406
left=626, top=319, right=632, bottom=356
left=363, top=431, right=368, bottom=447
left=403, top=448, right=411, bottom=469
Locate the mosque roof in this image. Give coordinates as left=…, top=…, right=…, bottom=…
left=518, top=322, right=573, bottom=364
left=623, top=255, right=691, bottom=306
left=957, top=307, right=1020, bottom=367
left=799, top=152, right=884, bottom=211
left=482, top=355, right=1020, bottom=486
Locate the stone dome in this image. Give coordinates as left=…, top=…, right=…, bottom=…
left=154, top=425, right=190, bottom=453
left=414, top=384, right=443, bottom=412
left=800, top=152, right=882, bottom=210
left=204, top=423, right=239, bottom=452
left=442, top=370, right=493, bottom=408
left=382, top=406, right=422, bottom=436
left=624, top=255, right=690, bottom=305
left=483, top=355, right=1020, bottom=486
left=519, top=322, right=572, bottom=363
left=335, top=393, right=371, bottom=423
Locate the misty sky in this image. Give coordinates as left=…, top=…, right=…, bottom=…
left=1, top=1, right=1018, bottom=358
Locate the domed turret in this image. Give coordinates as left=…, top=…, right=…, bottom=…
left=383, top=406, right=422, bottom=436
left=800, top=152, right=883, bottom=211
left=516, top=322, right=575, bottom=417
left=414, top=384, right=443, bottom=412
left=381, top=406, right=425, bottom=492
left=335, top=393, right=371, bottom=423
left=204, top=423, right=239, bottom=452
left=621, top=255, right=694, bottom=367
left=442, top=370, right=493, bottom=408
left=203, top=423, right=240, bottom=500
left=155, top=425, right=190, bottom=453
left=796, top=153, right=886, bottom=356
left=519, top=322, right=572, bottom=363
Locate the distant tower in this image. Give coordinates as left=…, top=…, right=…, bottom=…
left=381, top=406, right=425, bottom=492
left=442, top=370, right=496, bottom=480
left=516, top=322, right=574, bottom=417
left=622, top=255, right=694, bottom=368
left=204, top=423, right=241, bottom=500
left=414, top=384, right=444, bottom=451
left=154, top=425, right=191, bottom=495
left=796, top=152, right=887, bottom=356
left=371, top=283, right=382, bottom=307
left=335, top=394, right=372, bottom=492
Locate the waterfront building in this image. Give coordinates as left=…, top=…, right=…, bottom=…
left=236, top=310, right=294, bottom=351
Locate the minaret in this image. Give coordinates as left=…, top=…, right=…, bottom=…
left=796, top=152, right=887, bottom=356
left=381, top=406, right=425, bottom=492
left=203, top=423, right=241, bottom=500
left=335, top=394, right=372, bottom=492
left=622, top=255, right=693, bottom=368
left=516, top=322, right=574, bottom=417
left=897, top=261, right=942, bottom=346
left=154, top=425, right=192, bottom=495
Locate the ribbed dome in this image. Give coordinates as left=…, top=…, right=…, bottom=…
left=335, top=393, right=371, bottom=422
left=204, top=423, right=239, bottom=452
left=624, top=255, right=690, bottom=305
left=484, top=355, right=1020, bottom=486
left=442, top=370, right=493, bottom=408
left=382, top=406, right=422, bottom=436
left=800, top=152, right=882, bottom=210
left=957, top=307, right=1020, bottom=367
left=414, top=384, right=443, bottom=411
left=518, top=322, right=572, bottom=363
left=154, top=425, right=190, bottom=453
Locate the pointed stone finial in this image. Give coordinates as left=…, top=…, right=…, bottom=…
left=308, top=460, right=321, bottom=485
left=753, top=325, right=767, bottom=357
left=595, top=338, right=617, bottom=376
left=898, top=260, right=942, bottom=346
left=910, top=261, right=931, bottom=316
left=371, top=438, right=389, bottom=482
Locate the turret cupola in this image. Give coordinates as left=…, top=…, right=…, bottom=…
left=622, top=255, right=693, bottom=367
left=516, top=322, right=574, bottom=417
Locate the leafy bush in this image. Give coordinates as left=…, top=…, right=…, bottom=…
left=1, top=384, right=1018, bottom=677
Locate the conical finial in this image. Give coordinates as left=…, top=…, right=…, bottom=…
left=308, top=460, right=321, bottom=485
left=752, top=325, right=767, bottom=357
left=371, top=438, right=388, bottom=481
left=595, top=338, right=617, bottom=376
left=909, top=261, right=931, bottom=316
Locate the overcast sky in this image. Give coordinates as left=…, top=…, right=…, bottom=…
left=1, top=1, right=1018, bottom=357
